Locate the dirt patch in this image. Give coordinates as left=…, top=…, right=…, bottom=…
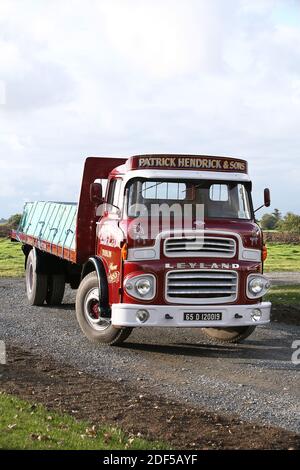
left=0, top=345, right=299, bottom=450
left=271, top=304, right=300, bottom=325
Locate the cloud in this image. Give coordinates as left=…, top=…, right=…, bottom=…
left=0, top=0, right=299, bottom=217
left=0, top=80, right=6, bottom=105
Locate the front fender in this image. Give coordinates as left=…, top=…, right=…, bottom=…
left=81, top=256, right=110, bottom=316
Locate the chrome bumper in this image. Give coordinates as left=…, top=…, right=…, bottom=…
left=111, top=302, right=271, bottom=327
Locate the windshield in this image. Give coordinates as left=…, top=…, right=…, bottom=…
left=126, top=179, right=252, bottom=220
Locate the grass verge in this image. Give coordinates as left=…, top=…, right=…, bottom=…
left=265, top=285, right=300, bottom=306
left=0, top=392, right=165, bottom=450
left=265, top=285, right=300, bottom=325
left=264, top=243, right=300, bottom=272
left=0, top=238, right=24, bottom=277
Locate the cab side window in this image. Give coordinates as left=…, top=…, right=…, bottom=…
left=107, top=179, right=122, bottom=209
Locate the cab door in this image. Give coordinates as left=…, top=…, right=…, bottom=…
left=96, top=178, right=125, bottom=304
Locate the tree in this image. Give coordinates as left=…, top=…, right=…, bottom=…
left=278, top=212, right=300, bottom=233
left=272, top=208, right=282, bottom=225
left=7, top=214, right=22, bottom=229
left=259, top=213, right=277, bottom=230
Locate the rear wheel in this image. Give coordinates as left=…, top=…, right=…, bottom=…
left=46, top=274, right=65, bottom=305
left=25, top=249, right=48, bottom=306
left=202, top=326, right=256, bottom=344
left=75, top=272, right=132, bottom=345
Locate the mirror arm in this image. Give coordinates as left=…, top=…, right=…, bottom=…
left=254, top=204, right=265, bottom=214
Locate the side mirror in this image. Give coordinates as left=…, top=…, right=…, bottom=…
left=264, top=188, right=271, bottom=207
left=90, top=182, right=103, bottom=205
left=254, top=187, right=271, bottom=213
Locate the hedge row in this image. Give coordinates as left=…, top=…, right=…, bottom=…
left=263, top=231, right=300, bottom=244
left=0, top=225, right=12, bottom=238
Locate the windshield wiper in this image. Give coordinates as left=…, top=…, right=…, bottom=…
left=139, top=182, right=164, bottom=194
left=181, top=182, right=204, bottom=193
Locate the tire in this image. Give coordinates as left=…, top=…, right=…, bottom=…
left=46, top=274, right=65, bottom=305
left=75, top=272, right=132, bottom=345
left=25, top=249, right=48, bottom=306
left=201, top=326, right=256, bottom=344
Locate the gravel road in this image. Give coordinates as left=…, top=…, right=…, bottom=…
left=0, top=278, right=299, bottom=434
left=266, top=272, right=300, bottom=285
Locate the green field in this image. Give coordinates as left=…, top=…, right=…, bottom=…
left=0, top=238, right=299, bottom=276
left=0, top=392, right=164, bottom=450
left=264, top=243, right=300, bottom=272
left=264, top=285, right=300, bottom=324
left=264, top=285, right=300, bottom=306
left=0, top=238, right=24, bottom=277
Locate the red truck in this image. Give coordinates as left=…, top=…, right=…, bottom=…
left=11, top=154, right=271, bottom=345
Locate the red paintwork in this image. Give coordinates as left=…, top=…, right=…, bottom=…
left=122, top=259, right=261, bottom=306
left=95, top=213, right=125, bottom=305
left=90, top=299, right=100, bottom=319
left=120, top=218, right=263, bottom=306
left=12, top=154, right=266, bottom=309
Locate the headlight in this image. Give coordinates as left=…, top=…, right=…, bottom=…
left=136, top=278, right=151, bottom=296
left=247, top=274, right=270, bottom=299
left=124, top=274, right=156, bottom=300
left=249, top=278, right=264, bottom=294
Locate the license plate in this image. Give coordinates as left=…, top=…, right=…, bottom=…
left=183, top=312, right=222, bottom=321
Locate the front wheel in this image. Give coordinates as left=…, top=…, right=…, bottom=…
left=201, top=326, right=256, bottom=344
left=75, top=272, right=132, bottom=345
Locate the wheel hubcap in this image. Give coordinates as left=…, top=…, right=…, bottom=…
left=84, top=288, right=111, bottom=331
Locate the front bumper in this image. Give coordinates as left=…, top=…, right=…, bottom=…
left=111, top=302, right=271, bottom=327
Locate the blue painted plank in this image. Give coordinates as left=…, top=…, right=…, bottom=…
left=18, top=201, right=77, bottom=251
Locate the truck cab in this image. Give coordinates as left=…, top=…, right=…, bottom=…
left=78, top=154, right=271, bottom=344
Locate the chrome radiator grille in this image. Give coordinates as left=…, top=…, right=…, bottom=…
left=164, top=236, right=236, bottom=258
left=166, top=270, right=238, bottom=304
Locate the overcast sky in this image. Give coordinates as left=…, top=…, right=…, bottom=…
left=0, top=0, right=300, bottom=218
